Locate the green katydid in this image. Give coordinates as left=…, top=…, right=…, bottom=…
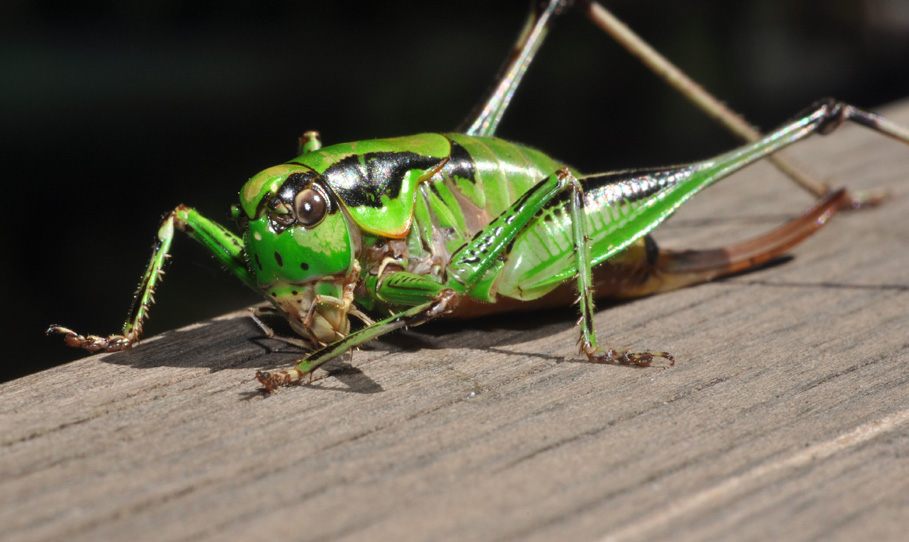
left=48, top=1, right=909, bottom=392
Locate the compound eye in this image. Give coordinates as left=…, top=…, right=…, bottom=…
left=294, top=185, right=328, bottom=227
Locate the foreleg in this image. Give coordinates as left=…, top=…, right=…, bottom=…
left=48, top=205, right=255, bottom=351
left=256, top=286, right=456, bottom=391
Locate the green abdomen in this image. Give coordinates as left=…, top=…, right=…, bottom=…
left=435, top=134, right=669, bottom=302
left=411, top=133, right=660, bottom=303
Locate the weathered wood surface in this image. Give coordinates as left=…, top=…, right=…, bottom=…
left=3, top=101, right=909, bottom=542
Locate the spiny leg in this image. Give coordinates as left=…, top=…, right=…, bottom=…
left=48, top=205, right=255, bottom=352
left=553, top=170, right=674, bottom=367
left=256, top=288, right=457, bottom=391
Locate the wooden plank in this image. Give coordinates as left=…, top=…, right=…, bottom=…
left=2, top=101, right=908, bottom=542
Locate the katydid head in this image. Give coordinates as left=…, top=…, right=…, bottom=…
left=237, top=163, right=358, bottom=346
left=235, top=134, right=451, bottom=346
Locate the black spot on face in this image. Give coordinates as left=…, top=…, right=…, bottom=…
left=300, top=262, right=309, bottom=271
left=274, top=251, right=284, bottom=267
left=255, top=253, right=263, bottom=270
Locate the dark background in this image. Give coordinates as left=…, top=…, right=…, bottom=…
left=3, top=0, right=908, bottom=382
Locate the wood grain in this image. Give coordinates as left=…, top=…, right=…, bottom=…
left=2, top=101, right=908, bottom=542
